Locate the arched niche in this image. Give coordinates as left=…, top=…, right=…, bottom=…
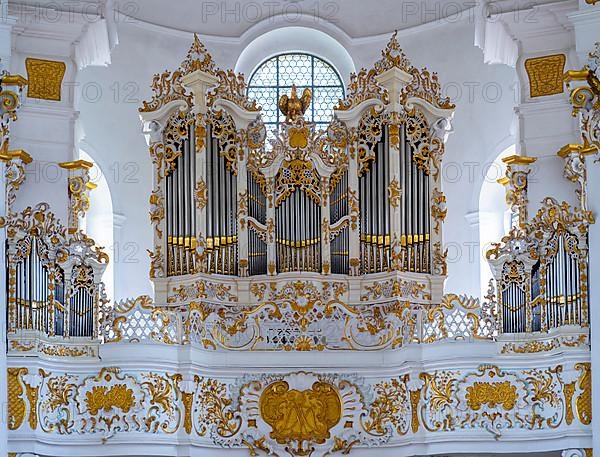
left=80, top=149, right=114, bottom=300
left=478, top=144, right=515, bottom=297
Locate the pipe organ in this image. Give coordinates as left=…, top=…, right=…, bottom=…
left=246, top=168, right=268, bottom=275
left=136, top=34, right=593, bottom=350
left=540, top=231, right=584, bottom=329
left=488, top=193, right=592, bottom=334
left=400, top=121, right=431, bottom=273
left=142, top=34, right=455, bottom=285
left=4, top=203, right=108, bottom=339
left=205, top=115, right=239, bottom=276
left=275, top=182, right=322, bottom=273
left=11, top=236, right=56, bottom=334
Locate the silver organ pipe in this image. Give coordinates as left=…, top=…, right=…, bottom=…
left=399, top=124, right=430, bottom=273
left=247, top=170, right=268, bottom=275
left=205, top=126, right=238, bottom=275
left=359, top=128, right=390, bottom=274
left=542, top=232, right=582, bottom=329
left=500, top=264, right=527, bottom=334
left=330, top=170, right=349, bottom=274
left=12, top=237, right=51, bottom=332
left=165, top=118, right=197, bottom=276
left=276, top=189, right=321, bottom=273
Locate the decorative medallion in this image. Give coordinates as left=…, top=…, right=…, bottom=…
left=259, top=380, right=342, bottom=445
left=25, top=58, right=66, bottom=101
left=524, top=54, right=566, bottom=98
left=240, top=372, right=374, bottom=456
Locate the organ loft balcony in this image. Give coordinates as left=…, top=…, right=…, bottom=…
left=2, top=31, right=596, bottom=457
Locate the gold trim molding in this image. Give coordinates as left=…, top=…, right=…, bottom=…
left=502, top=154, right=537, bottom=165
left=0, top=149, right=32, bottom=164
left=558, top=143, right=598, bottom=158
left=58, top=159, right=93, bottom=170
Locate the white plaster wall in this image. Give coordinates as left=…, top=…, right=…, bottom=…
left=75, top=25, right=192, bottom=300
left=74, top=18, right=566, bottom=301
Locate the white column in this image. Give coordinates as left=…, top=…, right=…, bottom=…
left=375, top=69, right=412, bottom=268
left=568, top=4, right=600, bottom=452
left=0, top=157, right=7, bottom=457
left=8, top=10, right=94, bottom=225
left=237, top=153, right=249, bottom=276
left=588, top=151, right=600, bottom=456
left=1, top=12, right=15, bottom=454
left=265, top=176, right=276, bottom=275
left=182, top=69, right=219, bottom=276
left=499, top=1, right=581, bottom=216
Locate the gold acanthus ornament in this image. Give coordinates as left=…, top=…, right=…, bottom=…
left=466, top=381, right=517, bottom=411
left=388, top=177, right=401, bottom=208
left=563, top=43, right=600, bottom=161
left=194, top=177, right=208, bottom=209
left=575, top=362, right=591, bottom=425
left=430, top=188, right=447, bottom=233
left=278, top=84, right=312, bottom=122
left=1, top=71, right=28, bottom=156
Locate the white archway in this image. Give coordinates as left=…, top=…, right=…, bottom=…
left=80, top=149, right=115, bottom=301
left=478, top=144, right=515, bottom=297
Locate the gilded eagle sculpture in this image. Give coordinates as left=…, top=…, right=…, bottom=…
left=278, top=85, right=312, bottom=122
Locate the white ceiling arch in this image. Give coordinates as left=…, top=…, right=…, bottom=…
left=107, top=0, right=473, bottom=39
left=235, top=26, right=356, bottom=86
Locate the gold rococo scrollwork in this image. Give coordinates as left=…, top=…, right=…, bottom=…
left=104, top=278, right=501, bottom=351
left=335, top=31, right=453, bottom=113
left=8, top=361, right=590, bottom=454
left=140, top=34, right=257, bottom=115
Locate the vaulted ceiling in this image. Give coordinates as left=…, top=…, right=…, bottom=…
left=122, top=0, right=470, bottom=38
left=7, top=0, right=562, bottom=39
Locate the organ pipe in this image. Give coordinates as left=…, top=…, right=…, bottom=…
left=275, top=188, right=321, bottom=273
left=359, top=127, right=391, bottom=274
left=6, top=236, right=101, bottom=338
left=497, top=230, right=586, bottom=334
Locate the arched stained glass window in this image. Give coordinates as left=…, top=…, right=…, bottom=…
left=247, top=53, right=345, bottom=134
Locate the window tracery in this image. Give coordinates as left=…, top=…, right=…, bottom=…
left=247, top=53, right=345, bottom=134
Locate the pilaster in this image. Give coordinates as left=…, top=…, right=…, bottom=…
left=562, top=38, right=600, bottom=456
left=8, top=9, right=94, bottom=224
left=0, top=46, right=27, bottom=457
left=499, top=0, right=581, bottom=216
